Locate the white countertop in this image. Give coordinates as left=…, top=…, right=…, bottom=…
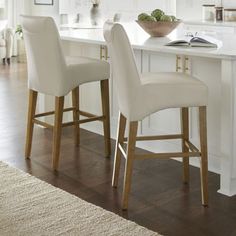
left=60, top=23, right=102, bottom=29
left=60, top=22, right=236, bottom=60
left=184, top=20, right=236, bottom=27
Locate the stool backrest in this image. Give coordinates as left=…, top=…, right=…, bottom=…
left=21, top=15, right=66, bottom=96
left=103, top=21, right=140, bottom=116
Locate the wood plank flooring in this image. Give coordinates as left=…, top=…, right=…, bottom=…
left=0, top=61, right=236, bottom=236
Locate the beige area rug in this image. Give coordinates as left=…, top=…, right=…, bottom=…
left=0, top=161, right=160, bottom=236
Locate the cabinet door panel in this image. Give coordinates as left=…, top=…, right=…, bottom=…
left=149, top=53, right=176, bottom=72
left=143, top=52, right=180, bottom=135
left=190, top=57, right=221, bottom=156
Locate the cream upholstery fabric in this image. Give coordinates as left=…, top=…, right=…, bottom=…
left=0, top=20, right=7, bottom=59
left=66, top=56, right=110, bottom=85
left=4, top=28, right=13, bottom=58
left=0, top=31, right=6, bottom=59
left=0, top=20, right=13, bottom=60
left=21, top=16, right=110, bottom=97
left=104, top=21, right=208, bottom=121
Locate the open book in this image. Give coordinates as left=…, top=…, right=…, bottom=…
left=166, top=35, right=222, bottom=48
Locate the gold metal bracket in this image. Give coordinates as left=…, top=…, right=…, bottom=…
left=100, top=45, right=109, bottom=60
left=176, top=55, right=182, bottom=72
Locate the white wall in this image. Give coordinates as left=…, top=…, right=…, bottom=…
left=59, top=0, right=175, bottom=14
left=0, top=0, right=5, bottom=8
left=19, top=0, right=175, bottom=26
left=7, top=0, right=25, bottom=27
left=19, top=0, right=176, bottom=26
left=59, top=0, right=176, bottom=23
left=176, top=0, right=236, bottom=20
left=104, top=0, right=176, bottom=20
left=24, top=0, right=59, bottom=23
left=10, top=0, right=236, bottom=24
left=101, top=0, right=175, bottom=15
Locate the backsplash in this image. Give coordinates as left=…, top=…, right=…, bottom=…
left=59, top=0, right=175, bottom=23
left=176, top=0, right=236, bottom=20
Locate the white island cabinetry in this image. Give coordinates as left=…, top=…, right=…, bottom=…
left=61, top=38, right=221, bottom=174
left=58, top=24, right=236, bottom=197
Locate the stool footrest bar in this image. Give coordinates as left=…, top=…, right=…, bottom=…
left=124, top=134, right=183, bottom=142
left=135, top=152, right=201, bottom=160
left=33, top=119, right=53, bottom=129
left=185, top=140, right=200, bottom=153
left=34, top=107, right=76, bottom=118
left=118, top=143, right=127, bottom=159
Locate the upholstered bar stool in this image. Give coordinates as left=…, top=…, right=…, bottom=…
left=104, top=21, right=208, bottom=210
left=21, top=15, right=111, bottom=170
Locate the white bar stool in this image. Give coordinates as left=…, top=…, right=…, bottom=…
left=22, top=16, right=111, bottom=170
left=104, top=21, right=208, bottom=210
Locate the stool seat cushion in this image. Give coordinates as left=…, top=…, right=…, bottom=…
left=66, top=56, right=110, bottom=87
left=123, top=72, right=208, bottom=121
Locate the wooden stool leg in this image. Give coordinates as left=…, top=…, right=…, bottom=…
left=181, top=107, right=190, bottom=184
left=112, top=112, right=127, bottom=188
left=72, top=87, right=80, bottom=146
left=100, top=79, right=111, bottom=157
left=52, top=96, right=64, bottom=171
left=199, top=106, right=209, bottom=206
left=25, top=89, right=38, bottom=159
left=122, top=121, right=138, bottom=210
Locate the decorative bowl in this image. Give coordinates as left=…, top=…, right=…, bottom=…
left=136, top=20, right=181, bottom=37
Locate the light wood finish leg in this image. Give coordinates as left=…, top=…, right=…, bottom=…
left=181, top=107, right=190, bottom=184
left=25, top=89, right=38, bottom=159
left=52, top=96, right=64, bottom=171
left=112, top=112, right=127, bottom=188
left=72, top=87, right=80, bottom=146
left=122, top=121, right=138, bottom=210
left=100, top=79, right=111, bottom=157
left=199, top=106, right=209, bottom=206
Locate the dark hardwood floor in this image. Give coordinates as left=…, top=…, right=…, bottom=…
left=1, top=61, right=236, bottom=236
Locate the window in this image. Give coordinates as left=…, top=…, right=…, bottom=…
left=0, top=0, right=5, bottom=8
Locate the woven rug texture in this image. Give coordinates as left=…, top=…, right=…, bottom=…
left=0, top=161, right=160, bottom=236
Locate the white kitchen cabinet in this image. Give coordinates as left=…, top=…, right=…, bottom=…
left=55, top=23, right=236, bottom=196
left=61, top=39, right=222, bottom=174
left=130, top=50, right=222, bottom=173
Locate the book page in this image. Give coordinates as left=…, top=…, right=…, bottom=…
left=190, top=35, right=222, bottom=48
left=166, top=38, right=191, bottom=46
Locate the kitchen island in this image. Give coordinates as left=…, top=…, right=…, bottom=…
left=51, top=22, right=236, bottom=197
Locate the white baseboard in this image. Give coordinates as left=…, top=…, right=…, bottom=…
left=218, top=179, right=236, bottom=197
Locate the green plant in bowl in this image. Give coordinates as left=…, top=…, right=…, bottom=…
left=138, top=13, right=156, bottom=22
left=136, top=9, right=181, bottom=37
left=169, top=15, right=178, bottom=21
left=151, top=9, right=165, bottom=21
left=160, top=15, right=172, bottom=22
